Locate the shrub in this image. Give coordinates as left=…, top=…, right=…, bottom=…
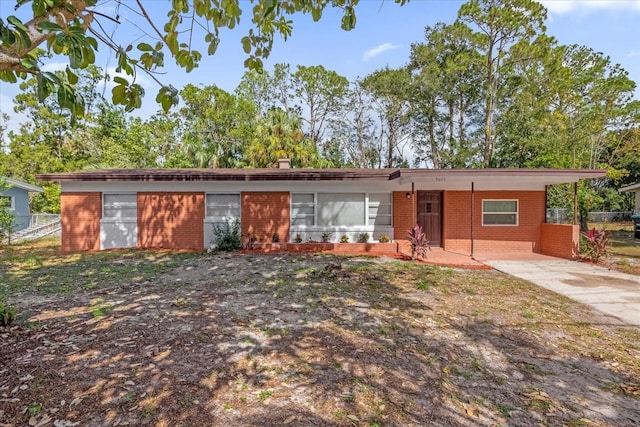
left=0, top=190, right=16, bottom=246
left=321, top=232, right=332, bottom=243
left=357, top=232, right=369, bottom=243
left=211, top=219, right=242, bottom=252
left=272, top=233, right=280, bottom=243
left=379, top=235, right=391, bottom=243
left=294, top=233, right=303, bottom=243
left=340, top=235, right=349, bottom=243
left=581, top=228, right=609, bottom=263
left=0, top=292, right=16, bottom=327
left=407, top=224, right=429, bottom=261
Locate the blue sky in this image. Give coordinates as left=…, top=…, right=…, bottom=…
left=1, top=0, right=640, bottom=131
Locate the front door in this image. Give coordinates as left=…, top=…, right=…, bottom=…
left=417, top=191, right=442, bottom=247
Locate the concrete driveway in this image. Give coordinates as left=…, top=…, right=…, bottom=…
left=482, top=259, right=640, bottom=326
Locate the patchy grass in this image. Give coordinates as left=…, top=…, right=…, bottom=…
left=0, top=237, right=639, bottom=426
left=0, top=237, right=201, bottom=294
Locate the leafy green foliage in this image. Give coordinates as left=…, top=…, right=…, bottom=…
left=1, top=0, right=409, bottom=115
left=0, top=289, right=17, bottom=327
left=0, top=180, right=17, bottom=245
left=357, top=232, right=369, bottom=243
left=581, top=228, right=610, bottom=263
left=211, top=220, right=242, bottom=252
left=407, top=224, right=430, bottom=261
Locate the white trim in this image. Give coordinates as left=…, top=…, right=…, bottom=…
left=102, top=192, right=137, bottom=219
left=204, top=193, right=241, bottom=221
left=482, top=199, right=519, bottom=226
left=290, top=192, right=393, bottom=228
left=100, top=193, right=138, bottom=249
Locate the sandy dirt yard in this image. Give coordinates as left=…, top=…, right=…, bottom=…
left=1, top=251, right=640, bottom=426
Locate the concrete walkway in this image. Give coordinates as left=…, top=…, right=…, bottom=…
left=482, top=259, right=640, bottom=326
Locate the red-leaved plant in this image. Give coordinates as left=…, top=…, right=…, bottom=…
left=407, top=224, right=430, bottom=261
left=581, top=228, right=609, bottom=263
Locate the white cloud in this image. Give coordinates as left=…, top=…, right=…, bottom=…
left=362, top=43, right=400, bottom=61
left=541, top=0, right=640, bottom=14
left=628, top=50, right=640, bottom=58
left=41, top=62, right=68, bottom=72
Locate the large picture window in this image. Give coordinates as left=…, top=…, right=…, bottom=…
left=103, top=194, right=137, bottom=219
left=291, top=193, right=392, bottom=227
left=206, top=194, right=240, bottom=221
left=317, top=193, right=365, bottom=226
left=482, top=200, right=518, bottom=226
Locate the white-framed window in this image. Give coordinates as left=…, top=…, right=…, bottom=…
left=0, top=195, right=14, bottom=210
left=482, top=199, right=518, bottom=226
left=368, top=193, right=392, bottom=226
left=318, top=193, right=366, bottom=226
left=103, top=193, right=137, bottom=219
left=291, top=193, right=314, bottom=226
left=205, top=193, right=240, bottom=221
left=291, top=192, right=392, bottom=227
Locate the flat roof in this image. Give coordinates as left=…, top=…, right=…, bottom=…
left=36, top=167, right=606, bottom=184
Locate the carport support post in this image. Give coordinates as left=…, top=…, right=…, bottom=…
left=411, top=181, right=415, bottom=226
left=573, top=181, right=578, bottom=225
left=471, top=181, right=474, bottom=258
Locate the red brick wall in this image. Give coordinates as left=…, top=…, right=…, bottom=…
left=540, top=223, right=579, bottom=259
left=137, top=192, right=204, bottom=250
left=443, top=190, right=545, bottom=254
left=392, top=191, right=417, bottom=241
left=60, top=192, right=102, bottom=252
left=241, top=192, right=290, bottom=243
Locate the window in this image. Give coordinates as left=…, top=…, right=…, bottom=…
left=482, top=200, right=518, bottom=226
left=368, top=193, right=392, bottom=226
left=0, top=195, right=14, bottom=210
left=206, top=194, right=240, bottom=221
left=291, top=193, right=314, bottom=226
left=103, top=194, right=137, bottom=219
left=318, top=193, right=365, bottom=226
left=291, top=193, right=392, bottom=227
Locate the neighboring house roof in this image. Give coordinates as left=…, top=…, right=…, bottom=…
left=1, top=176, right=43, bottom=193
left=37, top=168, right=606, bottom=185
left=619, top=182, right=640, bottom=193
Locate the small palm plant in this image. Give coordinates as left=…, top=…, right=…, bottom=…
left=407, top=224, right=430, bottom=261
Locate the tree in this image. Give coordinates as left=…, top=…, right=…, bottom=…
left=245, top=107, right=324, bottom=168
left=0, top=179, right=17, bottom=245
left=1, top=0, right=408, bottom=115
left=327, top=80, right=379, bottom=168
left=362, top=67, right=413, bottom=167
left=291, top=65, right=349, bottom=145
left=409, top=22, right=484, bottom=168
left=178, top=84, right=257, bottom=168
left=458, top=0, right=547, bottom=166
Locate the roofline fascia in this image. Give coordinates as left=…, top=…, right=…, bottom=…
left=1, top=177, right=44, bottom=192
left=619, top=183, right=640, bottom=193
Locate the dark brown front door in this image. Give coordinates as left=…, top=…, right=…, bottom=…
left=417, top=191, right=442, bottom=247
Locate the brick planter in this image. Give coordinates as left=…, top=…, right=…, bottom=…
left=251, top=242, right=399, bottom=254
